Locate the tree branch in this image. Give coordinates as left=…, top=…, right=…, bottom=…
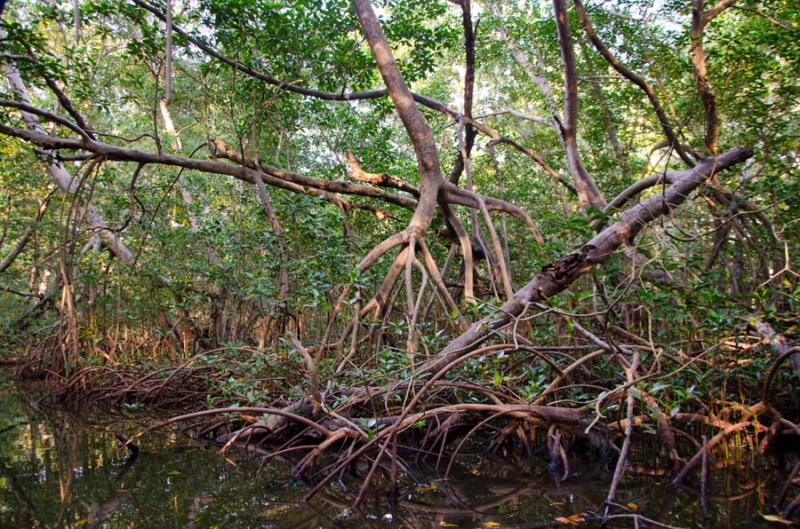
left=573, top=0, right=695, bottom=167
left=418, top=146, right=752, bottom=375
left=553, top=0, right=606, bottom=209
left=130, top=0, right=568, bottom=196
left=692, top=0, right=721, bottom=154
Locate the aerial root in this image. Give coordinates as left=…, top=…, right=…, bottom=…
left=339, top=233, right=468, bottom=357
left=127, top=389, right=797, bottom=519
left=17, top=334, right=797, bottom=520
left=342, top=205, right=526, bottom=353
left=24, top=355, right=798, bottom=522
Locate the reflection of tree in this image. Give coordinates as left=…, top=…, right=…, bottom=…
left=0, top=388, right=142, bottom=529
left=314, top=470, right=606, bottom=529
left=0, top=457, right=45, bottom=528
left=0, top=384, right=789, bottom=529
left=85, top=450, right=139, bottom=529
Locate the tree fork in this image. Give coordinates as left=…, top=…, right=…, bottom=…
left=417, top=147, right=752, bottom=376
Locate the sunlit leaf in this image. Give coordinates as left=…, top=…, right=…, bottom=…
left=555, top=513, right=586, bottom=525
left=761, top=514, right=794, bottom=525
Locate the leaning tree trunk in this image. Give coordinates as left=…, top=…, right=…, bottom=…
left=418, top=147, right=752, bottom=375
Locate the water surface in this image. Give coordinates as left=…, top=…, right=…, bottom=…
left=0, top=377, right=793, bottom=528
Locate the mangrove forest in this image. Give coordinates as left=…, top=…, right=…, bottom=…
left=0, top=0, right=798, bottom=527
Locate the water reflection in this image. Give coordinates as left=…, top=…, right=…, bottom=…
left=0, top=379, right=791, bottom=529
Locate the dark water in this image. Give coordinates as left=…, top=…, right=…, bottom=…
left=0, top=377, right=795, bottom=529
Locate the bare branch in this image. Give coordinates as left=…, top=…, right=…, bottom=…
left=0, top=98, right=94, bottom=142
left=573, top=0, right=695, bottom=167
left=418, top=146, right=752, bottom=375
left=345, top=152, right=419, bottom=196
left=691, top=0, right=721, bottom=154
left=0, top=193, right=52, bottom=274
left=704, top=0, right=737, bottom=23
left=553, top=0, right=606, bottom=209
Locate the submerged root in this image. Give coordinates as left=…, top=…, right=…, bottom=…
left=121, top=379, right=798, bottom=515
left=10, top=348, right=800, bottom=524
left=10, top=295, right=799, bottom=523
